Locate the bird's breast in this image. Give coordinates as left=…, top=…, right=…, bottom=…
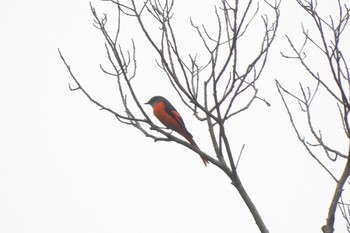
left=153, top=102, right=179, bottom=131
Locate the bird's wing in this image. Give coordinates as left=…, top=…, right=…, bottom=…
left=169, top=109, right=186, bottom=128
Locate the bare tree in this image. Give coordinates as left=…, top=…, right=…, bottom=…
left=276, top=0, right=350, bottom=232
left=59, top=0, right=280, bottom=232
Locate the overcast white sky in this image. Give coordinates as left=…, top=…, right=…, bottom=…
left=1, top=0, right=349, bottom=233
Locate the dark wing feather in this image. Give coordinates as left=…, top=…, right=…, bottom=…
left=163, top=100, right=186, bottom=128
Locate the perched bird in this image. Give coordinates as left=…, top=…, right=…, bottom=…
left=145, top=96, right=209, bottom=166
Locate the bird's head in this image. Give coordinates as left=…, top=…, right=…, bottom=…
left=145, top=96, right=165, bottom=107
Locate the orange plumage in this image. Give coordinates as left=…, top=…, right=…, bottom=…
left=146, top=96, right=209, bottom=166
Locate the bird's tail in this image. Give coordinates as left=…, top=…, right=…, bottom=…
left=180, top=130, right=209, bottom=167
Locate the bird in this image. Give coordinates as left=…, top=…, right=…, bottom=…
left=145, top=96, right=209, bottom=166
